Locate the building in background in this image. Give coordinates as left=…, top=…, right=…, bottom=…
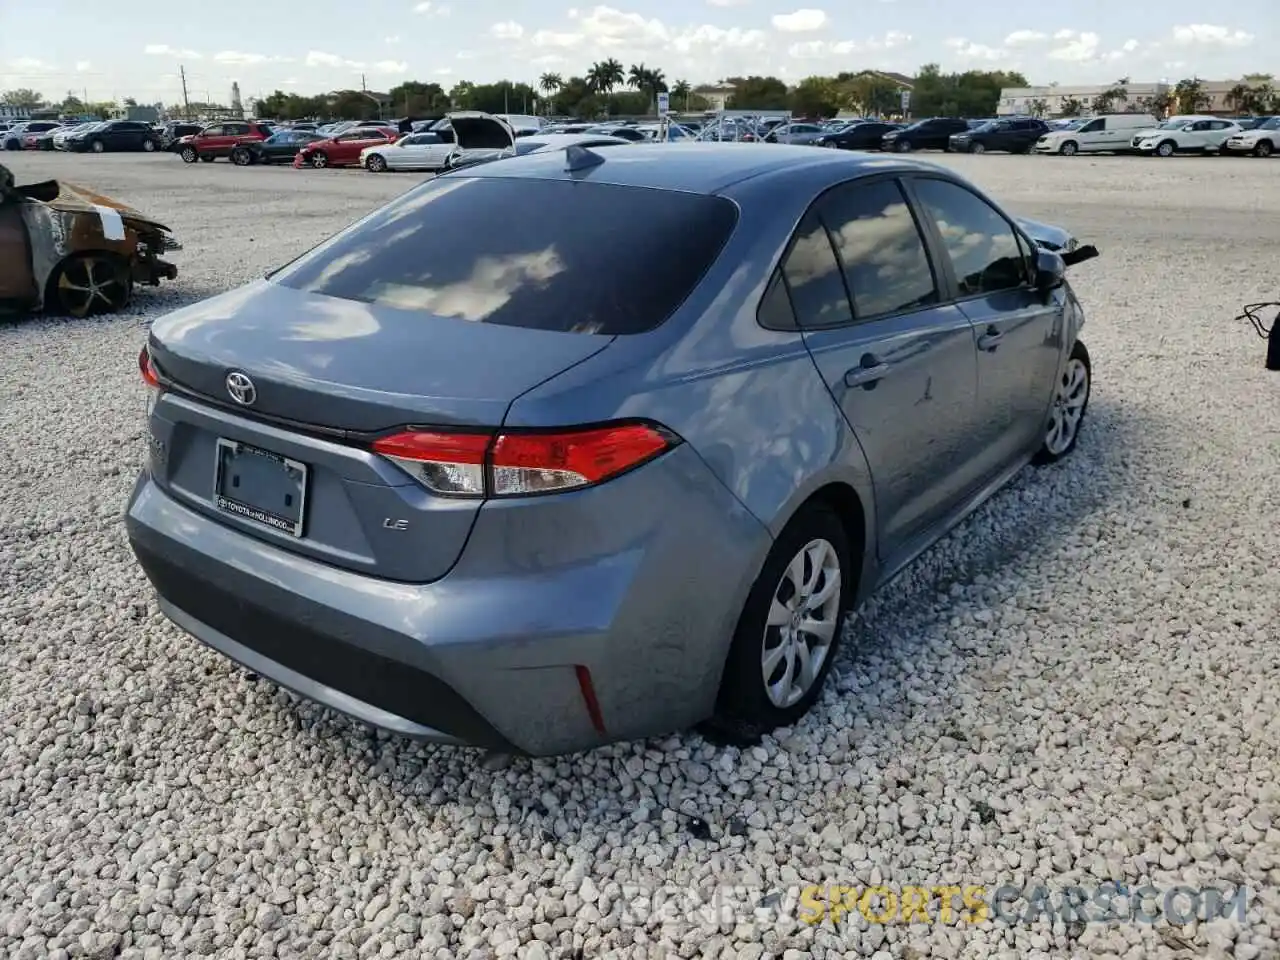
left=997, top=82, right=1169, bottom=117
left=231, top=82, right=245, bottom=119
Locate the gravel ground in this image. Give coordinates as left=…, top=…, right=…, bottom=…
left=2, top=150, right=1279, bottom=960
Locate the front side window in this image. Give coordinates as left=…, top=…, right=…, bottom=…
left=911, top=178, right=1029, bottom=296
left=819, top=179, right=938, bottom=320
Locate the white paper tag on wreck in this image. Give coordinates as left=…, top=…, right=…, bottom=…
left=93, top=204, right=126, bottom=241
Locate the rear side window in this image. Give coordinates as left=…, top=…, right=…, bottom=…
left=780, top=213, right=853, bottom=328
left=271, top=177, right=739, bottom=335
left=819, top=179, right=938, bottom=320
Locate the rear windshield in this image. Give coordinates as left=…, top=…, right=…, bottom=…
left=271, top=176, right=739, bottom=335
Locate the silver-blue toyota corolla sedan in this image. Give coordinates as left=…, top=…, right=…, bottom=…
left=127, top=143, right=1097, bottom=756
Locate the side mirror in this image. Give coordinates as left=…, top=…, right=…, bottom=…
left=1034, top=249, right=1066, bottom=297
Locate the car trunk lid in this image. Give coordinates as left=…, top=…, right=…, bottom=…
left=146, top=280, right=615, bottom=582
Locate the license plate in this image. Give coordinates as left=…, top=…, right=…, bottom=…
left=213, top=438, right=309, bottom=538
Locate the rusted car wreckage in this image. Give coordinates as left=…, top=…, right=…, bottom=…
left=0, top=162, right=179, bottom=317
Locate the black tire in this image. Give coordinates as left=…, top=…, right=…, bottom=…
left=180, top=146, right=197, bottom=163
left=1034, top=340, right=1092, bottom=466
left=366, top=154, right=387, bottom=172
left=1059, top=140, right=1078, bottom=156
left=970, top=142, right=986, bottom=154
left=707, top=502, right=854, bottom=743
left=1255, top=139, right=1274, bottom=158
left=48, top=253, right=133, bottom=318
left=311, top=151, right=329, bottom=169
left=90, top=140, right=105, bottom=154
left=199, top=155, right=215, bottom=163
left=231, top=147, right=253, bottom=166
left=895, top=139, right=912, bottom=152
left=1155, top=140, right=1176, bottom=158
left=142, top=139, right=156, bottom=152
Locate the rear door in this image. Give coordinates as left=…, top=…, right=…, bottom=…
left=1204, top=119, right=1236, bottom=148
left=789, top=177, right=983, bottom=550
left=906, top=175, right=1063, bottom=478
left=197, top=124, right=226, bottom=154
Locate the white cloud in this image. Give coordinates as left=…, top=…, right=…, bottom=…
left=372, top=60, right=408, bottom=74
left=8, top=57, right=52, bottom=72
left=75, top=61, right=92, bottom=72
left=385, top=35, right=401, bottom=44
left=1052, top=28, right=1075, bottom=40
left=490, top=20, right=525, bottom=39
left=706, top=0, right=748, bottom=5
left=456, top=50, right=474, bottom=60
left=213, top=51, right=291, bottom=65
left=281, top=78, right=299, bottom=86
left=530, top=54, right=566, bottom=65
left=569, top=6, right=669, bottom=46
left=1004, top=30, right=1046, bottom=46
left=144, top=44, right=202, bottom=59
left=304, top=50, right=365, bottom=70
left=531, top=30, right=583, bottom=49
left=1171, top=24, right=1253, bottom=48
left=1049, top=30, right=1101, bottom=61
left=788, top=31, right=910, bottom=59
left=1122, top=38, right=1140, bottom=52
left=771, top=8, right=828, bottom=32
left=944, top=37, right=1006, bottom=62
left=412, top=1, right=433, bottom=10
left=435, top=67, right=454, bottom=76
left=671, top=24, right=769, bottom=53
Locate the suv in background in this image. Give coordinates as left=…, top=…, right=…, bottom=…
left=1130, top=116, right=1242, bottom=156
left=177, top=121, right=274, bottom=163
left=1223, top=116, right=1280, bottom=157
left=65, top=120, right=162, bottom=153
left=160, top=122, right=203, bottom=151
left=949, top=117, right=1048, bottom=154
left=880, top=117, right=969, bottom=152
left=6, top=121, right=61, bottom=150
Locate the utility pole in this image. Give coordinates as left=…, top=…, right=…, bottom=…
left=361, top=73, right=367, bottom=92
left=179, top=65, right=191, bottom=119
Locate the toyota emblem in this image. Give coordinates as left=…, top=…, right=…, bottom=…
left=225, top=371, right=257, bottom=406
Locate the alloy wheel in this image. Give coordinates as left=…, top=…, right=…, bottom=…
left=142, top=140, right=155, bottom=152
left=1060, top=141, right=1078, bottom=156
left=971, top=142, right=986, bottom=154
left=55, top=255, right=131, bottom=318
left=761, top=538, right=842, bottom=709
left=91, top=141, right=104, bottom=153
left=1044, top=357, right=1089, bottom=456
left=312, top=153, right=328, bottom=168
left=1257, top=141, right=1273, bottom=158
left=180, top=147, right=196, bottom=163
left=1156, top=141, right=1175, bottom=157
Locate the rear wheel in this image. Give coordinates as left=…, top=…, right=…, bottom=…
left=970, top=141, right=986, bottom=154
left=1059, top=140, right=1078, bottom=156
left=895, top=139, right=912, bottom=152
left=1034, top=340, right=1091, bottom=465
left=708, top=502, right=853, bottom=742
left=1255, top=139, right=1274, bottom=158
left=142, top=139, right=156, bottom=152
left=90, top=140, right=105, bottom=154
left=180, top=146, right=197, bottom=163
left=49, top=254, right=132, bottom=318
left=231, top=147, right=252, bottom=166
left=366, top=154, right=387, bottom=172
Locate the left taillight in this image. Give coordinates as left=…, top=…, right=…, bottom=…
left=370, top=422, right=679, bottom=499
left=139, top=345, right=160, bottom=388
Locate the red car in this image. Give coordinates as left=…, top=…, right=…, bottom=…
left=294, top=127, right=399, bottom=168
left=177, top=121, right=274, bottom=163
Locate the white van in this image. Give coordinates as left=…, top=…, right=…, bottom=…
left=1034, top=113, right=1158, bottom=155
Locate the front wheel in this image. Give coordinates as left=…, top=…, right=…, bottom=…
left=180, top=146, right=197, bottom=163
left=231, top=147, right=252, bottom=166
left=1255, top=140, right=1274, bottom=158
left=1035, top=340, right=1091, bottom=465
left=142, top=139, right=156, bottom=152
left=895, top=139, right=912, bottom=152
left=970, top=142, right=986, bottom=154
left=90, top=140, right=105, bottom=154
left=49, top=253, right=133, bottom=318
left=1059, top=140, right=1078, bottom=156
left=311, top=151, right=328, bottom=168
left=1155, top=140, right=1176, bottom=157
left=366, top=154, right=387, bottom=172
left=707, top=502, right=853, bottom=742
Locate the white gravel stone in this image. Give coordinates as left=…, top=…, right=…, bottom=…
left=1, top=151, right=1279, bottom=959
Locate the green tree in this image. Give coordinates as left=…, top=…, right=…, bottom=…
left=906, top=64, right=1026, bottom=118
left=789, top=76, right=841, bottom=118
left=387, top=81, right=449, bottom=116
left=1173, top=77, right=1210, bottom=114
left=725, top=75, right=789, bottom=111
left=671, top=79, right=692, bottom=111
left=538, top=72, right=563, bottom=114
left=587, top=59, right=625, bottom=94
left=836, top=72, right=900, bottom=117
left=1, top=88, right=45, bottom=108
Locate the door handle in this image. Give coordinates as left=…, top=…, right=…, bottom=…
left=844, top=357, right=891, bottom=388
left=977, top=328, right=1003, bottom=352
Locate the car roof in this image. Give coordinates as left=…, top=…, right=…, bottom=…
left=444, top=141, right=930, bottom=194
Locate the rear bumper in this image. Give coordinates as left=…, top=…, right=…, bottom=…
left=125, top=446, right=770, bottom=756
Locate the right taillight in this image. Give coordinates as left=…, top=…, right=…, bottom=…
left=370, top=422, right=678, bottom=498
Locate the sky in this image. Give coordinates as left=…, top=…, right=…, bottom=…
left=0, top=0, right=1272, bottom=105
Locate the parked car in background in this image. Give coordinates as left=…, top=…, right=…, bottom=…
left=9, top=121, right=61, bottom=150
left=881, top=117, right=969, bottom=152
left=160, top=122, right=203, bottom=151
left=1222, top=116, right=1280, bottom=156
left=582, top=124, right=648, bottom=142
left=439, top=112, right=519, bottom=169
left=764, top=122, right=828, bottom=145
left=231, top=130, right=325, bottom=166
left=294, top=127, right=398, bottom=168
left=1130, top=115, right=1241, bottom=156
left=446, top=132, right=634, bottom=170
left=65, top=120, right=162, bottom=153
left=813, top=121, right=903, bottom=151
left=949, top=117, right=1049, bottom=154
left=177, top=121, right=274, bottom=163
left=361, top=131, right=458, bottom=172
left=1034, top=113, right=1157, bottom=155
left=52, top=122, right=101, bottom=150
left=127, top=143, right=1097, bottom=757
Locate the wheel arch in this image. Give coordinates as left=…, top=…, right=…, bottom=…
left=770, top=474, right=877, bottom=607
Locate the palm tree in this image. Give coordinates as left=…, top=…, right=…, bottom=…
left=538, top=72, right=563, bottom=115
left=672, top=79, right=692, bottom=111
left=587, top=58, right=626, bottom=94
left=627, top=63, right=649, bottom=92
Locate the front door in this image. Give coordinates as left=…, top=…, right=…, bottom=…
left=785, top=177, right=982, bottom=551
left=907, top=176, right=1064, bottom=477
left=0, top=202, right=36, bottom=304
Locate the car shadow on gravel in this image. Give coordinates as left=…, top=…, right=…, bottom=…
left=245, top=393, right=1167, bottom=838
